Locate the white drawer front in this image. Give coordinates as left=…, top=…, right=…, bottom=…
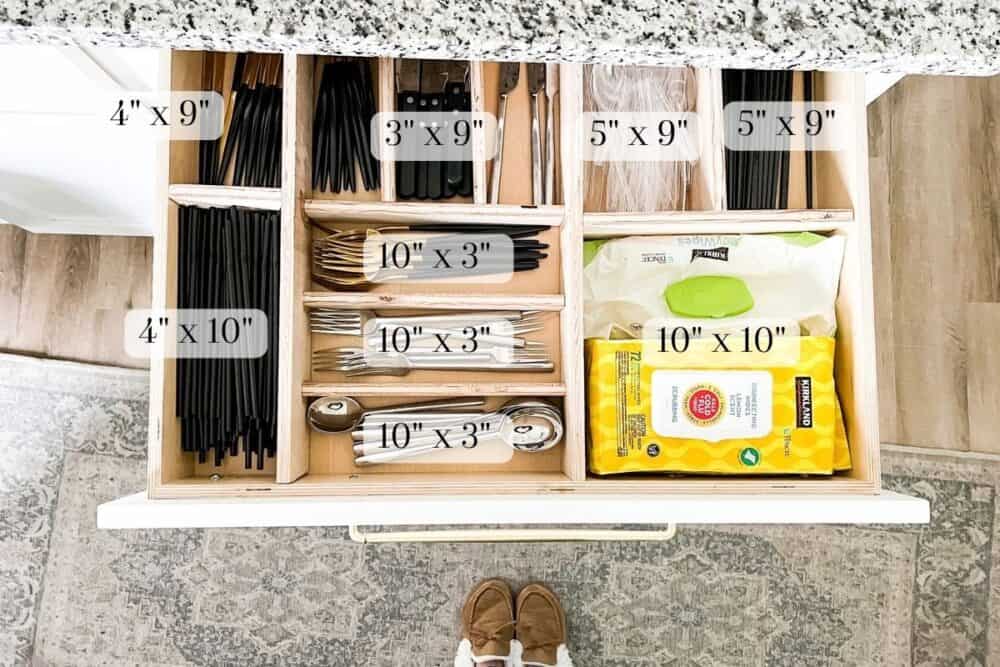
left=98, top=491, right=929, bottom=529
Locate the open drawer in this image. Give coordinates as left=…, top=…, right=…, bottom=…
left=99, top=53, right=928, bottom=528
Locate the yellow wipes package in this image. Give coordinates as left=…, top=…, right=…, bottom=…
left=833, top=400, right=852, bottom=472
left=587, top=336, right=841, bottom=475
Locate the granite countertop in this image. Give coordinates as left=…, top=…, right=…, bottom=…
left=2, top=0, right=1000, bottom=75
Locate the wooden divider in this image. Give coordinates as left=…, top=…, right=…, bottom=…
left=275, top=54, right=314, bottom=484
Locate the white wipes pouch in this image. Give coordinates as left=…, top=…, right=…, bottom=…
left=583, top=233, right=846, bottom=339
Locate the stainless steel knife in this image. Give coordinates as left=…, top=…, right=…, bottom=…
left=490, top=61, right=521, bottom=204
left=395, top=60, right=422, bottom=199
left=544, top=63, right=559, bottom=204
left=527, top=63, right=546, bottom=205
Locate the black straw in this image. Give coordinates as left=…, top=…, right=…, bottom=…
left=176, top=205, right=280, bottom=470
left=723, top=69, right=797, bottom=210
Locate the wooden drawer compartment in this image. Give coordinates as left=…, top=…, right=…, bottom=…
left=583, top=68, right=725, bottom=213
left=150, top=51, right=579, bottom=497
left=578, top=65, right=878, bottom=495
left=582, top=68, right=856, bottom=228
left=129, top=51, right=927, bottom=525
left=307, top=309, right=563, bottom=387
left=308, top=395, right=568, bottom=479
left=580, top=224, right=878, bottom=494
left=167, top=50, right=285, bottom=189
left=305, top=57, right=564, bottom=209
left=305, top=219, right=563, bottom=296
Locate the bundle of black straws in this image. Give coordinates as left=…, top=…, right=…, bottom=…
left=312, top=59, right=380, bottom=193
left=199, top=53, right=284, bottom=187
left=176, top=206, right=280, bottom=469
left=723, top=69, right=812, bottom=210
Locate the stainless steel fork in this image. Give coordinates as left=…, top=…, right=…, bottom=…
left=312, top=347, right=554, bottom=375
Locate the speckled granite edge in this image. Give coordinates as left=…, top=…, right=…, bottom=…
left=2, top=1, right=1000, bottom=75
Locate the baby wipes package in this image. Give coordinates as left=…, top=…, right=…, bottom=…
left=586, top=336, right=841, bottom=475
left=583, top=233, right=846, bottom=339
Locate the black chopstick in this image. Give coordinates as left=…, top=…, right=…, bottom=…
left=176, top=205, right=280, bottom=470
left=724, top=69, right=796, bottom=210
left=312, top=59, right=380, bottom=194
left=205, top=54, right=283, bottom=188
left=804, top=70, right=814, bottom=209
left=778, top=71, right=793, bottom=209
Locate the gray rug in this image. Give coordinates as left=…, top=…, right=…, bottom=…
left=0, top=353, right=996, bottom=667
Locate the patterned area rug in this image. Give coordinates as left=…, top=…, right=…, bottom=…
left=1, top=353, right=997, bottom=666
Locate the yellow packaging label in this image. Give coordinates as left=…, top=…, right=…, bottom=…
left=833, top=400, right=852, bottom=472
left=586, top=336, right=843, bottom=475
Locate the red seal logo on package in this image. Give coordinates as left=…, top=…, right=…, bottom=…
left=684, top=384, right=725, bottom=426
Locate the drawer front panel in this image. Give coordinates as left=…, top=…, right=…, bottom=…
left=99, top=491, right=929, bottom=529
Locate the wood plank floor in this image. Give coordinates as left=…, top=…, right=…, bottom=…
left=0, top=225, right=151, bottom=369
left=869, top=75, right=1000, bottom=453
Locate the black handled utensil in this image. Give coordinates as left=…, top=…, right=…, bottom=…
left=490, top=62, right=520, bottom=204
left=312, top=58, right=380, bottom=194
left=395, top=60, right=421, bottom=199
left=527, top=63, right=546, bottom=206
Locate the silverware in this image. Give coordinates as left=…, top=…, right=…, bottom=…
left=311, top=223, right=550, bottom=288
left=544, top=63, right=559, bottom=204
left=360, top=332, right=541, bottom=354
left=501, top=400, right=564, bottom=452
left=490, top=62, right=520, bottom=204
left=419, top=61, right=448, bottom=200
left=310, top=308, right=530, bottom=332
left=313, top=347, right=554, bottom=375
left=527, top=63, right=546, bottom=206
left=353, top=399, right=563, bottom=464
left=307, top=395, right=487, bottom=434
left=366, top=399, right=563, bottom=455
left=311, top=396, right=562, bottom=467
left=350, top=412, right=486, bottom=443
left=309, top=309, right=544, bottom=349
left=395, top=60, right=422, bottom=199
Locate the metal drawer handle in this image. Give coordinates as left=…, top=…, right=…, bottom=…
left=348, top=524, right=677, bottom=544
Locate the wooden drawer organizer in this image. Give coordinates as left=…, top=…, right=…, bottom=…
left=151, top=53, right=878, bottom=499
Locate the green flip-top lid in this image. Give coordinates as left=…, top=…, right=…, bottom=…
left=664, top=275, right=754, bottom=318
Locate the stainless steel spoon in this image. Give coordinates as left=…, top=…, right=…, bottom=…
left=353, top=399, right=563, bottom=463
left=307, top=396, right=487, bottom=434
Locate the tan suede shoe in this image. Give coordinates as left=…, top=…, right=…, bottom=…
left=458, top=578, right=516, bottom=664
left=516, top=583, right=572, bottom=667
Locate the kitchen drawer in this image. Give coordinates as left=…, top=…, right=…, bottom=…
left=99, top=53, right=928, bottom=529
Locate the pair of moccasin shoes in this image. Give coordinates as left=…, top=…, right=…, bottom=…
left=455, top=579, right=573, bottom=667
